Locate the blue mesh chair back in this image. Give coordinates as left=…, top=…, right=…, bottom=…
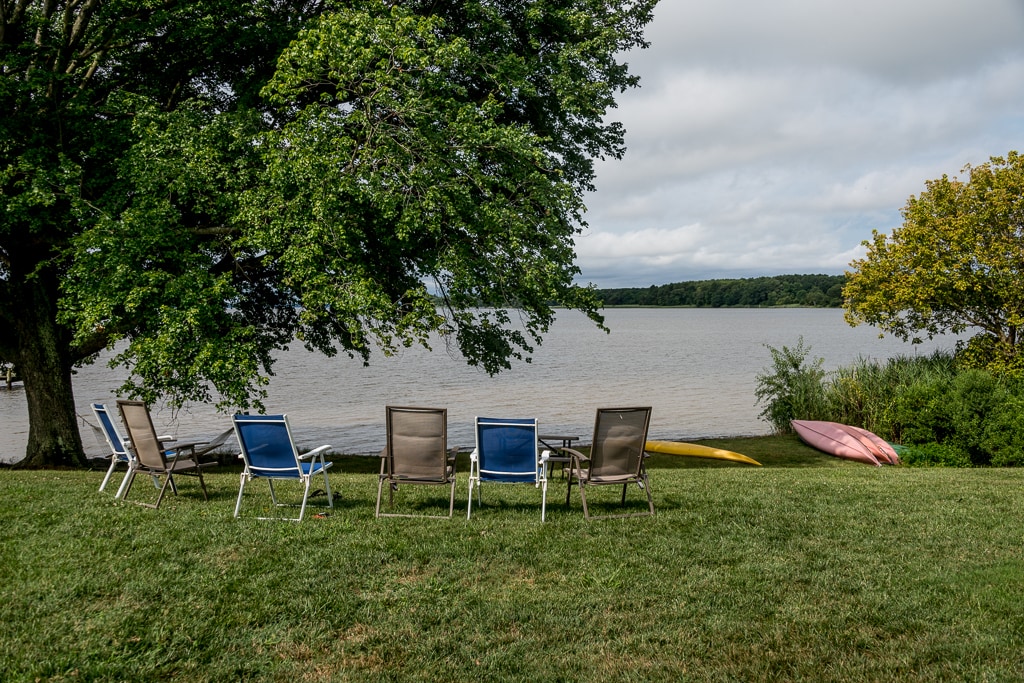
left=233, top=415, right=303, bottom=477
left=93, top=403, right=129, bottom=458
left=476, top=417, right=539, bottom=483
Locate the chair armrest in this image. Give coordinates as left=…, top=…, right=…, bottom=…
left=298, top=444, right=332, bottom=460
left=171, top=439, right=209, bottom=452
left=469, top=447, right=479, bottom=463
left=555, top=446, right=588, bottom=462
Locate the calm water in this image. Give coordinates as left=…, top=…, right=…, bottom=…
left=0, top=308, right=961, bottom=463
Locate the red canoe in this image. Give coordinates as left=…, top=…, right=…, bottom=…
left=791, top=420, right=882, bottom=466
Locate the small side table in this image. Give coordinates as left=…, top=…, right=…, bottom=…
left=539, top=434, right=579, bottom=477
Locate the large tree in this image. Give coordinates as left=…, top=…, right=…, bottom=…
left=2, top=0, right=657, bottom=467
left=844, top=151, right=1024, bottom=368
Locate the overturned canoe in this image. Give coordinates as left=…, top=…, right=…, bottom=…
left=842, top=424, right=900, bottom=465
left=791, top=420, right=882, bottom=466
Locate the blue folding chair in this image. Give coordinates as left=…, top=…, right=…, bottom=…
left=92, top=403, right=135, bottom=498
left=468, top=417, right=548, bottom=521
left=232, top=414, right=333, bottom=521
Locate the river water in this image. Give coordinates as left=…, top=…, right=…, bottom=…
left=0, top=308, right=962, bottom=463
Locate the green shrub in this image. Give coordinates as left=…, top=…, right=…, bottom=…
left=955, top=333, right=1024, bottom=378
left=755, top=338, right=829, bottom=433
left=900, top=443, right=973, bottom=468
left=981, top=397, right=1024, bottom=467
left=945, top=370, right=1007, bottom=465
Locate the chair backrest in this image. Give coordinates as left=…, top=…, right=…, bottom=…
left=116, top=400, right=168, bottom=470
left=92, top=403, right=130, bottom=458
left=475, top=417, right=539, bottom=483
left=588, top=407, right=652, bottom=480
left=232, top=414, right=301, bottom=475
left=385, top=406, right=448, bottom=481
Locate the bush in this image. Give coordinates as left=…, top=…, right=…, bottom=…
left=945, top=370, right=1007, bottom=465
left=755, top=338, right=829, bottom=433
left=955, top=334, right=1024, bottom=378
left=981, top=397, right=1024, bottom=467
left=900, top=443, right=973, bottom=468
left=887, top=375, right=953, bottom=446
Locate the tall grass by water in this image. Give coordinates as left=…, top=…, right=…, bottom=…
left=2, top=440, right=1023, bottom=681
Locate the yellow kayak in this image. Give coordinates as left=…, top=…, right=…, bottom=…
left=645, top=440, right=762, bottom=466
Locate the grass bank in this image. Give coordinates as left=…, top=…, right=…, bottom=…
left=2, top=436, right=1022, bottom=681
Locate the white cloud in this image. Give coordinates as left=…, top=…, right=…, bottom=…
left=577, top=0, right=1024, bottom=287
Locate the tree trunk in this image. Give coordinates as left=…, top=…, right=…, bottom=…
left=11, top=269, right=86, bottom=469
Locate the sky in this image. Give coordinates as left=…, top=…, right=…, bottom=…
left=575, top=0, right=1024, bottom=288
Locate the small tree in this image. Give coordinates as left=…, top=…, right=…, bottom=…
left=844, top=152, right=1024, bottom=370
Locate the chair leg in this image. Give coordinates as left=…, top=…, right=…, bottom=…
left=298, top=477, right=312, bottom=522
left=234, top=473, right=248, bottom=518
left=99, top=456, right=120, bottom=492
left=115, top=467, right=135, bottom=500
left=121, top=467, right=139, bottom=502
left=375, top=476, right=385, bottom=518
left=323, top=470, right=334, bottom=508
left=579, top=481, right=590, bottom=520
left=447, top=478, right=456, bottom=518
left=196, top=468, right=209, bottom=501
left=621, top=483, right=628, bottom=506
left=268, top=479, right=279, bottom=506
left=541, top=479, right=548, bottom=522
left=152, top=473, right=174, bottom=509
left=466, top=477, right=475, bottom=519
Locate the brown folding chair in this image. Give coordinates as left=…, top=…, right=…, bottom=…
left=376, top=406, right=457, bottom=518
left=561, top=407, right=654, bottom=520
left=116, top=400, right=214, bottom=509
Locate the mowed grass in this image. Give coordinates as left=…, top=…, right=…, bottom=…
left=2, top=435, right=1023, bottom=682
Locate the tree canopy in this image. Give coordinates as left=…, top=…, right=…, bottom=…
left=1, top=0, right=656, bottom=466
left=844, top=151, right=1024, bottom=371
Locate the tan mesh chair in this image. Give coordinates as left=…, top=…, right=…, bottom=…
left=561, top=407, right=654, bottom=520
left=116, top=400, right=213, bottom=508
left=376, top=406, right=457, bottom=518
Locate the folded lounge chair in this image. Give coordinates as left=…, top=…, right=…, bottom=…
left=376, top=406, right=457, bottom=518
left=560, top=407, right=654, bottom=520
left=232, top=414, right=333, bottom=521
left=116, top=400, right=214, bottom=508
left=93, top=402, right=135, bottom=498
left=468, top=417, right=548, bottom=521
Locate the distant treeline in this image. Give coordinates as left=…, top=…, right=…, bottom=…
left=596, top=274, right=846, bottom=307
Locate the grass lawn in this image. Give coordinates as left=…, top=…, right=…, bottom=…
left=1, top=435, right=1022, bottom=681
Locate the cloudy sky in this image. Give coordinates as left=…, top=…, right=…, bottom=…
left=575, top=0, right=1024, bottom=288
